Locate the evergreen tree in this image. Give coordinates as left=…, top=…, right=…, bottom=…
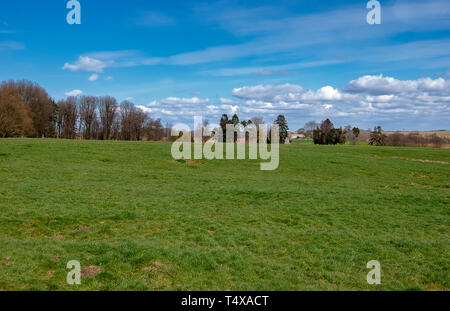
left=274, top=115, right=289, bottom=144
left=220, top=114, right=229, bottom=142
left=231, top=114, right=240, bottom=126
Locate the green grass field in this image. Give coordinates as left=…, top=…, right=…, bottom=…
left=0, top=138, right=448, bottom=291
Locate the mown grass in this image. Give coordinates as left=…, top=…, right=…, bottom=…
left=0, top=138, right=448, bottom=291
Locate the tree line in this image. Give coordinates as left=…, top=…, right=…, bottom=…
left=217, top=113, right=289, bottom=144
left=300, top=119, right=448, bottom=148
left=0, top=80, right=167, bottom=140
left=2, top=79, right=447, bottom=148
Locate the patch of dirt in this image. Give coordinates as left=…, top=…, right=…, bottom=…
left=418, top=175, right=431, bottom=179
left=142, top=261, right=174, bottom=288
left=82, top=265, right=102, bottom=277
left=143, top=261, right=172, bottom=275
left=80, top=226, right=89, bottom=232
left=394, top=157, right=450, bottom=165
left=207, top=230, right=215, bottom=235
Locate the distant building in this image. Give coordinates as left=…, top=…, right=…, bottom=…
left=288, top=132, right=305, bottom=140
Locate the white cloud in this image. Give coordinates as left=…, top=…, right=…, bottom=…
left=63, top=56, right=112, bottom=73
left=160, top=97, right=210, bottom=106
left=109, top=75, right=449, bottom=130
left=139, top=97, right=212, bottom=119
left=228, top=75, right=450, bottom=129
left=105, top=76, right=113, bottom=81
left=64, top=89, right=83, bottom=97
left=300, top=86, right=343, bottom=101
left=218, top=98, right=237, bottom=105
left=88, top=73, right=99, bottom=81
left=220, top=105, right=240, bottom=114
left=366, top=95, right=396, bottom=103
left=136, top=105, right=153, bottom=114
left=344, top=75, right=450, bottom=95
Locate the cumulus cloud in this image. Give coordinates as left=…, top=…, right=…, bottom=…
left=218, top=98, right=238, bottom=105
left=136, top=105, right=153, bottom=114
left=344, top=75, right=449, bottom=95
left=229, top=75, right=450, bottom=129
left=300, top=86, right=344, bottom=101
left=64, top=89, right=83, bottom=97
left=221, top=105, right=240, bottom=114
left=127, top=75, right=449, bottom=130
left=139, top=97, right=212, bottom=118
left=63, top=56, right=112, bottom=73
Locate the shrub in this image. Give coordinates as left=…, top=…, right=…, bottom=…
left=313, top=119, right=346, bottom=145
left=369, top=126, right=387, bottom=146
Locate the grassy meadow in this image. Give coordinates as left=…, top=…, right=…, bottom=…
left=0, top=138, right=448, bottom=290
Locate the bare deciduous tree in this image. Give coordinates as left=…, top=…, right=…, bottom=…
left=56, top=97, right=78, bottom=139
left=305, top=121, right=319, bottom=138
left=79, top=96, right=97, bottom=139
left=1, top=80, right=54, bottom=137
left=143, top=118, right=164, bottom=141
left=120, top=101, right=148, bottom=141
left=0, top=84, right=34, bottom=137
left=98, top=96, right=118, bottom=140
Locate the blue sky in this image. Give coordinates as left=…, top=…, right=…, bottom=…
left=1, top=0, right=449, bottom=130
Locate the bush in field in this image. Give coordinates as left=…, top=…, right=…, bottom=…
left=313, top=119, right=346, bottom=145
left=369, top=126, right=387, bottom=146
